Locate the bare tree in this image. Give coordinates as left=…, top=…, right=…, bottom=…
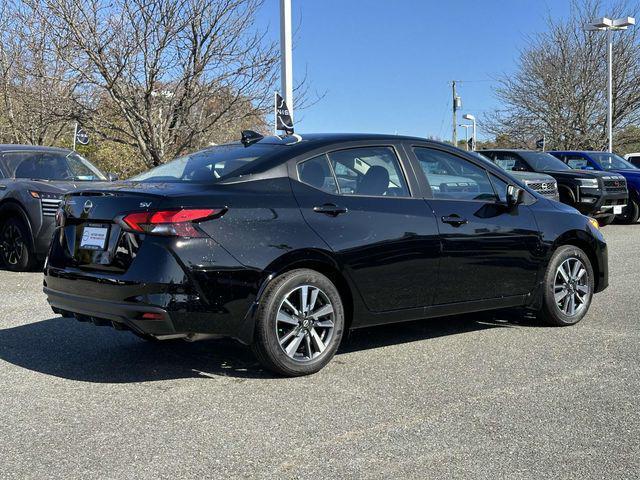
left=485, top=0, right=640, bottom=151
left=0, top=1, right=77, bottom=144
left=29, top=0, right=278, bottom=166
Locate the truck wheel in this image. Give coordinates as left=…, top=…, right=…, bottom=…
left=537, top=245, right=594, bottom=326
left=251, top=269, right=345, bottom=376
left=617, top=199, right=640, bottom=224
left=598, top=214, right=615, bottom=226
left=0, top=217, right=35, bottom=272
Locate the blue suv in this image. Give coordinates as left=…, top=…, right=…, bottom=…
left=550, top=151, right=640, bottom=224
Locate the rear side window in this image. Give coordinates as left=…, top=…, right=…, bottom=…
left=413, top=147, right=497, bottom=201
left=297, top=155, right=338, bottom=194
left=326, top=147, right=409, bottom=197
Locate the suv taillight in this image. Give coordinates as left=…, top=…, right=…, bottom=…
left=122, top=209, right=222, bottom=237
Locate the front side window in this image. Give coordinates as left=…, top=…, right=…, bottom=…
left=519, top=151, right=570, bottom=171
left=3, top=151, right=106, bottom=181
left=491, top=152, right=530, bottom=172
left=326, top=147, right=409, bottom=197
left=413, top=147, right=496, bottom=201
left=588, top=152, right=636, bottom=170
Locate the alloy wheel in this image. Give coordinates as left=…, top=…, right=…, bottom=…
left=554, top=257, right=590, bottom=317
left=1, top=223, right=25, bottom=266
left=276, top=285, right=335, bottom=362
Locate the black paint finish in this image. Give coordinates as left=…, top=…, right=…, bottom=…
left=43, top=134, right=608, bottom=344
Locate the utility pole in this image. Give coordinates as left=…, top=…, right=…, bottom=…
left=452, top=81, right=457, bottom=145
left=280, top=0, right=293, bottom=121
left=451, top=81, right=462, bottom=145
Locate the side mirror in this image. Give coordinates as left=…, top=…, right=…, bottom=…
left=107, top=173, right=119, bottom=181
left=506, top=184, right=524, bottom=208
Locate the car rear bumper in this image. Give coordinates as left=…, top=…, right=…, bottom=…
left=44, top=286, right=180, bottom=338
left=43, top=234, right=264, bottom=343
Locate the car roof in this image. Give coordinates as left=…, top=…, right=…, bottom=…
left=0, top=144, right=73, bottom=154
left=480, top=149, right=541, bottom=152
left=224, top=132, right=435, bottom=149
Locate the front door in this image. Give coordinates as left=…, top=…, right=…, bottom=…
left=409, top=145, right=541, bottom=305
left=291, top=144, right=441, bottom=312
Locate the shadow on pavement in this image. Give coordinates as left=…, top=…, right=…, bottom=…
left=0, top=311, right=533, bottom=383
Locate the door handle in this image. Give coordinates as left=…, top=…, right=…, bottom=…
left=0, top=185, right=6, bottom=190
left=313, top=203, right=348, bottom=216
left=441, top=215, right=468, bottom=227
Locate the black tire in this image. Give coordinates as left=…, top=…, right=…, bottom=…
left=251, top=269, right=345, bottom=376
left=597, top=214, right=615, bottom=226
left=538, top=245, right=594, bottom=326
left=616, top=198, right=640, bottom=224
left=0, top=216, right=36, bottom=272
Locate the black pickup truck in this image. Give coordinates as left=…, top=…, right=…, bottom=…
left=480, top=149, right=628, bottom=225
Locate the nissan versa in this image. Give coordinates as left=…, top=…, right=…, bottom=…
left=44, top=133, right=608, bottom=376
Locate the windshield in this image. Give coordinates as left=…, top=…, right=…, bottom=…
left=519, top=151, right=571, bottom=171
left=589, top=152, right=637, bottom=170
left=130, top=144, right=281, bottom=183
left=3, top=151, right=107, bottom=181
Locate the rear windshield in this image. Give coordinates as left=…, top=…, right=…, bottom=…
left=589, top=152, right=637, bottom=170
left=519, top=151, right=571, bottom=171
left=2, top=151, right=106, bottom=181
left=130, top=144, right=281, bottom=183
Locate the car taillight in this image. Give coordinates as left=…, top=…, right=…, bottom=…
left=122, top=208, right=222, bottom=237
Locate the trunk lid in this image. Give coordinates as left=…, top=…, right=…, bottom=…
left=57, top=182, right=213, bottom=272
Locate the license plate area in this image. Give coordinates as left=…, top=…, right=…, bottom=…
left=80, top=224, right=110, bottom=251
left=614, top=205, right=623, bottom=214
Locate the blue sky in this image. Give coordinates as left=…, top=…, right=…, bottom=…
left=257, top=0, right=576, bottom=140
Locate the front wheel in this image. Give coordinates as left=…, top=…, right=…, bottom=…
left=251, top=269, right=345, bottom=376
left=538, top=245, right=594, bottom=326
left=0, top=217, right=35, bottom=272
left=616, top=198, right=640, bottom=224
left=597, top=214, right=615, bottom=226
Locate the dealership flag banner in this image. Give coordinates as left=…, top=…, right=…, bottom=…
left=536, top=136, right=545, bottom=150
left=275, top=92, right=294, bottom=134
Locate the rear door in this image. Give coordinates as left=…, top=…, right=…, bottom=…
left=407, top=144, right=541, bottom=305
left=290, top=142, right=441, bottom=312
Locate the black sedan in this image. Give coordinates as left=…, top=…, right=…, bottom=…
left=44, top=133, right=608, bottom=376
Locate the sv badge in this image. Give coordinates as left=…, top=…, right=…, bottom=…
left=139, top=202, right=152, bottom=208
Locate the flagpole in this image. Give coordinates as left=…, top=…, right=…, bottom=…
left=73, top=122, right=78, bottom=151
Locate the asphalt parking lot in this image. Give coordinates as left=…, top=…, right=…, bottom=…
left=0, top=226, right=638, bottom=479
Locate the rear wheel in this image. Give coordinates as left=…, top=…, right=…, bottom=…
left=251, top=269, right=345, bottom=376
left=538, top=245, right=594, bottom=326
left=0, top=217, right=35, bottom=272
left=616, top=198, right=640, bottom=224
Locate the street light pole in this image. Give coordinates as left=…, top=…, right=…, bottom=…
left=586, top=16, right=636, bottom=153
left=463, top=114, right=476, bottom=151
left=280, top=0, right=293, bottom=120
left=459, top=124, right=472, bottom=150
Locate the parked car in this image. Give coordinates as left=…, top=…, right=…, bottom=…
left=44, top=133, right=608, bottom=376
left=624, top=152, right=640, bottom=168
left=549, top=151, right=640, bottom=224
left=471, top=152, right=560, bottom=201
left=480, top=149, right=627, bottom=226
left=0, top=145, right=113, bottom=271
